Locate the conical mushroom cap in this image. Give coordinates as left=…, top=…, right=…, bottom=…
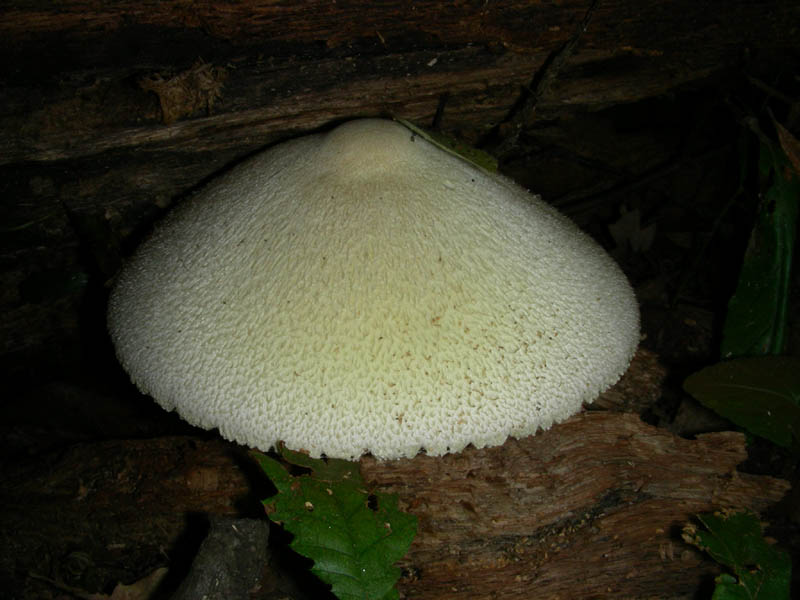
left=108, top=119, right=639, bottom=460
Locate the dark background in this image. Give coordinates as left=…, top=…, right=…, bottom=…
left=2, top=1, right=799, bottom=598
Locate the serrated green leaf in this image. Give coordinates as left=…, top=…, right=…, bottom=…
left=683, top=356, right=800, bottom=448
left=711, top=573, right=749, bottom=600
left=721, top=140, right=799, bottom=358
left=395, top=118, right=498, bottom=173
left=278, top=444, right=362, bottom=482
left=252, top=447, right=417, bottom=600
left=683, top=511, right=791, bottom=600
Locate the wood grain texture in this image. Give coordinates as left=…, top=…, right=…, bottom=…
left=0, top=349, right=789, bottom=598
left=365, top=412, right=788, bottom=598
left=3, top=0, right=799, bottom=164
left=3, top=0, right=798, bottom=379
left=0, top=417, right=787, bottom=598
left=0, top=4, right=796, bottom=597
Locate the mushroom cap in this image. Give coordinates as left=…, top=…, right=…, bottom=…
left=108, top=118, right=639, bottom=460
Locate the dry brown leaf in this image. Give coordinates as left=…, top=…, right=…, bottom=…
left=108, top=567, right=169, bottom=600
left=140, top=60, right=227, bottom=125
left=773, top=118, right=800, bottom=177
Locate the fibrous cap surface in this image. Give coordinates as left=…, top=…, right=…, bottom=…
left=108, top=118, right=640, bottom=459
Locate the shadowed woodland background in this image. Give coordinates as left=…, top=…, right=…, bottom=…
left=2, top=1, right=800, bottom=598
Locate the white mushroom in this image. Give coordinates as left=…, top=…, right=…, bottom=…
left=107, top=118, right=639, bottom=460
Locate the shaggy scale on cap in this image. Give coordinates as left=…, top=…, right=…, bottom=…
left=108, top=119, right=639, bottom=460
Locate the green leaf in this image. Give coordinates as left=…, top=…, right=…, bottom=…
left=395, top=118, right=499, bottom=173
left=682, top=510, right=791, bottom=600
left=683, top=356, right=800, bottom=448
left=252, top=446, right=417, bottom=600
left=721, top=140, right=799, bottom=358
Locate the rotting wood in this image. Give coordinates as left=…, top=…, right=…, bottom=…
left=1, top=2, right=798, bottom=595
left=363, top=412, right=788, bottom=599
left=0, top=349, right=789, bottom=599
left=3, top=0, right=799, bottom=165
left=3, top=0, right=798, bottom=379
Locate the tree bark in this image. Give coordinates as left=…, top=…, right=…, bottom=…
left=3, top=1, right=798, bottom=164
left=365, top=412, right=788, bottom=599
left=1, top=2, right=797, bottom=596
left=0, top=349, right=789, bottom=599
left=3, top=1, right=799, bottom=379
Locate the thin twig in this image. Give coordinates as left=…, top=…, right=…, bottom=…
left=431, top=92, right=450, bottom=130
left=487, top=0, right=599, bottom=158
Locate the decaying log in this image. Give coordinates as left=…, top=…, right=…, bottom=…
left=3, top=0, right=799, bottom=383
left=1, top=3, right=797, bottom=597
left=364, top=412, right=789, bottom=599
left=0, top=348, right=788, bottom=599
left=3, top=0, right=799, bottom=165
left=0, top=416, right=788, bottom=599
left=589, top=346, right=664, bottom=413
